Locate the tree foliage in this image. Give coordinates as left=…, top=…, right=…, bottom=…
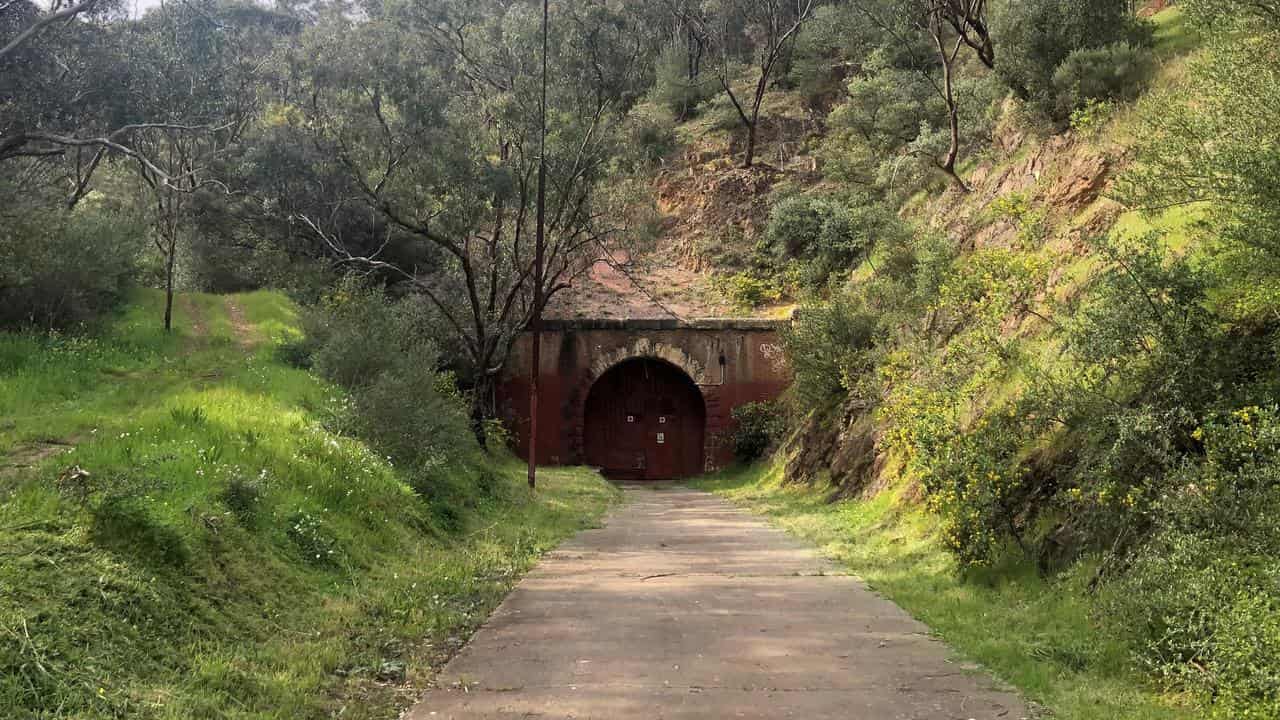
left=277, top=0, right=649, bottom=439
left=990, top=0, right=1151, bottom=119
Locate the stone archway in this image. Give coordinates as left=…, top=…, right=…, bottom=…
left=588, top=338, right=708, bottom=386
left=581, top=357, right=706, bottom=480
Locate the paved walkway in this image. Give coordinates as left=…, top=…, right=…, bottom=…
left=406, top=485, right=1028, bottom=719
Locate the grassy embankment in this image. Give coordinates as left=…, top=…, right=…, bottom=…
left=0, top=288, right=619, bottom=719
left=693, top=463, right=1194, bottom=720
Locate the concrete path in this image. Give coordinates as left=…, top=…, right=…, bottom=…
left=405, top=485, right=1028, bottom=719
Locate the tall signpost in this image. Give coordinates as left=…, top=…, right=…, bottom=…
left=528, top=0, right=549, bottom=490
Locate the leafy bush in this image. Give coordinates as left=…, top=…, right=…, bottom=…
left=1047, top=233, right=1237, bottom=544
left=782, top=293, right=880, bottom=408
left=627, top=108, right=678, bottom=166
left=786, top=4, right=881, bottom=109
left=1052, top=42, right=1153, bottom=118
left=992, top=0, right=1152, bottom=119
left=877, top=244, right=1053, bottom=565
left=305, top=283, right=419, bottom=388
left=304, top=278, right=478, bottom=496
left=730, top=401, right=785, bottom=462
left=1117, top=5, right=1280, bottom=282
left=1103, top=407, right=1280, bottom=717
left=905, top=396, right=1049, bottom=566
left=1068, top=98, right=1114, bottom=134
left=765, top=196, right=829, bottom=260
left=763, top=194, right=909, bottom=286
left=350, top=362, right=472, bottom=491
left=713, top=271, right=783, bottom=309
left=276, top=336, right=315, bottom=369
left=0, top=203, right=145, bottom=330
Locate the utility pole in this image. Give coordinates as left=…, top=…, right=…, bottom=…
left=528, top=0, right=548, bottom=490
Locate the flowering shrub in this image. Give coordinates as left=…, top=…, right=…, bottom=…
left=1104, top=406, right=1280, bottom=716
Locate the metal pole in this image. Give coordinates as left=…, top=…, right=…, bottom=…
left=528, top=0, right=548, bottom=490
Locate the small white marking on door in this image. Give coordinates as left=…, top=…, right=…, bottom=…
left=627, top=415, right=635, bottom=423
left=656, top=433, right=665, bottom=444
left=659, top=416, right=667, bottom=424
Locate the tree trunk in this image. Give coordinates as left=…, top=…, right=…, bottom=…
left=163, top=242, right=176, bottom=332
left=742, top=121, right=757, bottom=168
left=470, top=374, right=492, bottom=451
left=934, top=24, right=970, bottom=194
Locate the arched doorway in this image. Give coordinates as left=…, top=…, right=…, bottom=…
left=583, top=357, right=706, bottom=480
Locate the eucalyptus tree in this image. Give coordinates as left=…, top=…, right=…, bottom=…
left=690, top=0, right=817, bottom=168
left=844, top=0, right=995, bottom=192
left=291, top=0, right=646, bottom=442
left=1, top=0, right=207, bottom=205
left=2, top=0, right=135, bottom=203
left=121, top=0, right=290, bottom=330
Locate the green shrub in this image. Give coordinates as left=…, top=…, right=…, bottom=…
left=627, top=108, right=678, bottom=166
left=764, top=196, right=829, bottom=259
left=730, top=401, right=785, bottom=462
left=1068, top=98, right=1114, bottom=134
left=786, top=4, right=877, bottom=108
left=1052, top=42, right=1153, bottom=118
left=304, top=278, right=478, bottom=496
left=306, top=283, right=412, bottom=388
left=782, top=293, right=880, bottom=408
left=763, top=194, right=907, bottom=286
left=276, top=335, right=316, bottom=368
left=0, top=203, right=145, bottom=330
left=1048, top=233, right=1236, bottom=544
left=484, top=417, right=515, bottom=450
left=714, top=271, right=782, bottom=309
left=906, top=399, right=1048, bottom=566
left=1103, top=407, right=1280, bottom=716
left=351, top=361, right=473, bottom=486
left=992, top=0, right=1152, bottom=119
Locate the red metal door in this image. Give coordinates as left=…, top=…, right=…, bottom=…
left=584, top=358, right=705, bottom=479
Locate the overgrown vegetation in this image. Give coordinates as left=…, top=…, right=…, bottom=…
left=766, top=2, right=1280, bottom=716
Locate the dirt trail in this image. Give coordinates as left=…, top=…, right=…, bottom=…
left=0, top=440, right=75, bottom=479
left=223, top=297, right=257, bottom=352
left=177, top=295, right=209, bottom=354
left=405, top=484, right=1029, bottom=719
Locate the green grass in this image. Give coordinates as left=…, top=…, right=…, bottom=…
left=1110, top=204, right=1206, bottom=253
left=692, top=462, right=1197, bottom=720
left=1151, top=7, right=1198, bottom=61
left=0, top=289, right=620, bottom=719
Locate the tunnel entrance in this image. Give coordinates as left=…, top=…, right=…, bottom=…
left=583, top=357, right=706, bottom=480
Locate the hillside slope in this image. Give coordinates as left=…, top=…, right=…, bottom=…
left=694, top=7, right=1233, bottom=720
left=0, top=289, right=618, bottom=720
